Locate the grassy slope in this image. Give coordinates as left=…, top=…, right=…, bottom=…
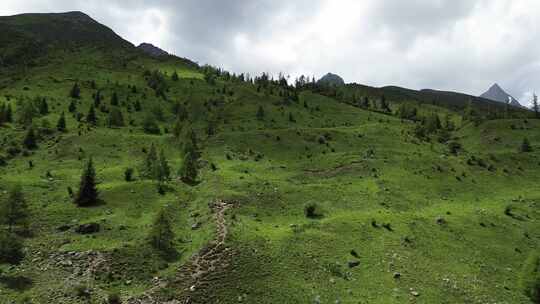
left=0, top=48, right=538, bottom=304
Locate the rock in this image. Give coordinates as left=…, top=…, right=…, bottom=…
left=56, top=225, right=71, bottom=232
left=436, top=216, right=446, bottom=225
left=350, top=249, right=359, bottom=258
left=410, top=290, right=420, bottom=297
left=191, top=222, right=201, bottom=230
left=75, top=223, right=100, bottom=234
left=348, top=261, right=360, bottom=268
left=393, top=272, right=401, bottom=279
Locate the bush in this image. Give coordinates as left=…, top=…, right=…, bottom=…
left=124, top=168, right=134, bottom=182
left=107, top=291, right=121, bottom=304
left=304, top=202, right=323, bottom=219
left=520, top=252, right=540, bottom=303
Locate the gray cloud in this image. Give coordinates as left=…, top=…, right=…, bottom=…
left=2, top=0, right=540, bottom=106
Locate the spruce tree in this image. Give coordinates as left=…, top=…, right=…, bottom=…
left=521, top=138, right=533, bottom=153
left=68, top=100, right=77, bottom=113
left=56, top=112, right=67, bottom=132
left=0, top=231, right=24, bottom=264
left=39, top=98, right=49, bottom=115
left=74, top=158, right=99, bottom=207
left=157, top=149, right=170, bottom=182
left=93, top=90, right=102, bottom=107
left=256, top=105, right=265, bottom=120
left=23, top=126, right=38, bottom=150
left=70, top=83, right=81, bottom=99
left=533, top=93, right=539, bottom=119
left=172, top=116, right=184, bottom=139
left=110, top=92, right=119, bottom=106
left=148, top=209, right=175, bottom=253
left=179, top=150, right=198, bottom=185
left=172, top=71, right=179, bottom=81
left=143, top=144, right=159, bottom=179
left=107, top=107, right=124, bottom=127
left=1, top=185, right=29, bottom=233
left=86, top=104, right=97, bottom=125
left=142, top=114, right=160, bottom=134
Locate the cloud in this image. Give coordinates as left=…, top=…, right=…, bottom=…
left=2, top=0, right=540, bottom=105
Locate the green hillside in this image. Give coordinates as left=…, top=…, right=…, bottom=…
left=0, top=12, right=539, bottom=304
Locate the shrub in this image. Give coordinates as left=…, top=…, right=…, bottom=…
left=520, top=252, right=540, bottom=303
left=124, top=168, right=134, bottom=182
left=304, top=202, right=323, bottom=219
left=107, top=291, right=121, bottom=304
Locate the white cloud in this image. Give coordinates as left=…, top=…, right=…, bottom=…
left=2, top=0, right=540, bottom=104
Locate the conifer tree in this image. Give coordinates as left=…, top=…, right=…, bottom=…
left=157, top=149, right=170, bottom=182
left=23, top=126, right=38, bottom=150
left=18, top=101, right=37, bottom=126
left=93, top=90, right=102, bottom=107
left=56, top=112, right=67, bottom=132
left=70, top=83, right=81, bottom=99
left=86, top=104, right=97, bottom=125
left=68, top=100, right=77, bottom=113
left=179, top=150, right=198, bottom=185
left=143, top=114, right=160, bottom=134
left=256, top=105, right=265, bottom=120
left=521, top=137, right=533, bottom=153
left=172, top=71, right=179, bottom=81
left=5, top=103, right=13, bottom=123
left=110, top=92, right=119, bottom=106
left=74, top=158, right=99, bottom=207
left=134, top=100, right=142, bottom=112
left=107, top=107, right=124, bottom=127
left=0, top=231, right=24, bottom=264
left=1, top=185, right=29, bottom=233
left=38, top=98, right=49, bottom=115
left=143, top=144, right=159, bottom=179
left=533, top=93, right=539, bottom=119
left=172, top=116, right=184, bottom=139
left=148, top=209, right=175, bottom=253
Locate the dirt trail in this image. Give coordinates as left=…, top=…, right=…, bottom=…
left=127, top=200, right=233, bottom=304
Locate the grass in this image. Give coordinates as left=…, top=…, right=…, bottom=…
left=0, top=19, right=539, bottom=303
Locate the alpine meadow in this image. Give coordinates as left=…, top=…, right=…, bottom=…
left=0, top=8, right=540, bottom=304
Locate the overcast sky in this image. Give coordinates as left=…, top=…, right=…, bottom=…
left=2, top=0, right=540, bottom=106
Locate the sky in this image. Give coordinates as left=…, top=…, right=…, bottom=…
left=2, top=0, right=540, bottom=106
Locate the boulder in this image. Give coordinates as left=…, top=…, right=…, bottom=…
left=75, top=223, right=100, bottom=234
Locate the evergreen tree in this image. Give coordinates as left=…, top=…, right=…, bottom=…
left=86, top=104, right=97, bottom=125
left=289, top=112, right=295, bottom=123
left=134, top=100, right=142, bottom=112
left=148, top=209, right=175, bottom=253
left=74, top=158, right=99, bottom=207
left=520, top=252, right=540, bottom=303
left=56, top=111, right=67, bottom=132
left=38, top=98, right=49, bottom=115
left=17, top=101, right=37, bottom=126
left=0, top=231, right=24, bottom=264
left=142, top=114, right=160, bottom=134
left=157, top=149, right=171, bottom=182
left=533, top=93, right=539, bottom=119
left=182, top=126, right=198, bottom=156
left=171, top=71, right=179, bottom=81
left=110, top=92, right=119, bottom=106
left=70, top=83, right=81, bottom=99
left=521, top=137, right=533, bottom=153
left=68, top=100, right=77, bottom=113
left=23, top=126, right=38, bottom=150
left=172, top=116, right=184, bottom=139
left=143, top=144, right=159, bottom=179
left=179, top=150, right=198, bottom=185
left=107, top=107, right=124, bottom=127
left=93, top=90, right=102, bottom=107
left=5, top=103, right=13, bottom=123
left=0, top=185, right=29, bottom=233
left=256, top=105, right=265, bottom=120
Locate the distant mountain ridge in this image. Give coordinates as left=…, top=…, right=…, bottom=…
left=480, top=83, right=522, bottom=107
left=318, top=73, right=345, bottom=86
left=137, top=43, right=169, bottom=57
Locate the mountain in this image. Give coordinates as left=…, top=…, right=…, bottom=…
left=480, top=83, right=522, bottom=107
left=137, top=42, right=169, bottom=57
left=0, top=11, right=133, bottom=66
left=317, top=72, right=345, bottom=86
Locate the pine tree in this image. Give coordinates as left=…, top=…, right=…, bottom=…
left=533, top=93, right=539, bottom=119
left=74, top=158, right=99, bottom=207
left=157, top=149, right=171, bottom=182
left=521, top=138, right=533, bottom=153
left=110, top=92, right=119, bottom=106
left=172, top=71, right=179, bottom=81
left=256, top=105, right=265, bottom=120
left=38, top=98, right=49, bottom=115
left=70, top=83, right=81, bottom=99
left=18, top=101, right=37, bottom=126
left=5, top=103, right=13, bottom=123
left=0, top=185, right=29, bottom=233
left=68, top=100, right=77, bottom=113
left=134, top=100, right=142, bottom=112
left=148, top=209, right=175, bottom=253
left=86, top=104, right=97, bottom=125
left=93, top=90, right=102, bottom=107
left=172, top=116, right=184, bottom=139
left=143, top=144, right=159, bottom=179
left=520, top=252, right=540, bottom=303
left=179, top=150, right=198, bottom=185
left=107, top=107, right=124, bottom=127
left=56, top=112, right=67, bottom=132
left=143, top=114, right=160, bottom=134
left=0, top=231, right=24, bottom=264
left=23, top=126, right=38, bottom=150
